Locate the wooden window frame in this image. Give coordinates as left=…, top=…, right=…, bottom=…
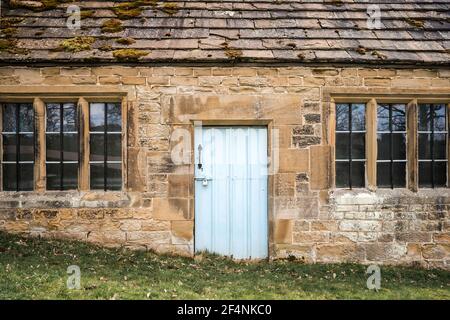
left=0, top=102, right=35, bottom=191
left=329, top=95, right=450, bottom=192
left=335, top=102, right=367, bottom=189
left=376, top=102, right=408, bottom=189
left=0, top=87, right=127, bottom=192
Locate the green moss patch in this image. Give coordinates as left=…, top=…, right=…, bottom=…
left=112, top=48, right=149, bottom=61
left=101, top=19, right=124, bottom=33
left=1, top=27, right=17, bottom=37
left=9, top=0, right=74, bottom=11
left=221, top=41, right=243, bottom=59
left=58, top=36, right=95, bottom=52
left=112, top=1, right=159, bottom=20
left=372, top=50, right=387, bottom=60
left=356, top=46, right=367, bottom=55
left=0, top=17, right=24, bottom=29
left=116, top=37, right=136, bottom=45
left=224, top=48, right=243, bottom=59
left=405, top=18, right=425, bottom=28
left=0, top=38, right=28, bottom=54
left=113, top=2, right=143, bottom=19
left=160, top=2, right=179, bottom=15
left=99, top=44, right=114, bottom=52
left=80, top=10, right=94, bottom=19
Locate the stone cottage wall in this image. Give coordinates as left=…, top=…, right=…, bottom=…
left=0, top=65, right=449, bottom=269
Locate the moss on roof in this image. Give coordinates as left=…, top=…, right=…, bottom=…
left=112, top=48, right=149, bottom=61
left=58, top=36, right=95, bottom=52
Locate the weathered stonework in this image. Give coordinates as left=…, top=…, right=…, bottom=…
left=0, top=66, right=449, bottom=269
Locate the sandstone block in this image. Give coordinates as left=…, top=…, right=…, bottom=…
left=365, top=243, right=407, bottom=261
left=168, top=174, right=191, bottom=197
left=274, top=219, right=293, bottom=244
left=339, top=220, right=382, bottom=232
left=120, top=220, right=142, bottom=231
left=309, top=145, right=330, bottom=190
left=126, top=231, right=171, bottom=244
left=152, top=198, right=189, bottom=220
left=293, top=231, right=329, bottom=243
left=422, top=244, right=450, bottom=260
left=273, top=244, right=313, bottom=262
left=316, top=244, right=365, bottom=262
left=171, top=220, right=194, bottom=241
left=141, top=219, right=170, bottom=231
left=274, top=173, right=295, bottom=197
left=122, top=76, right=146, bottom=85
left=278, top=149, right=309, bottom=173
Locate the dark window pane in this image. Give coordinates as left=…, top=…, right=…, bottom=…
left=377, top=133, right=390, bottom=160
left=391, top=104, right=406, bottom=131
left=434, top=104, right=446, bottom=132
left=351, top=104, right=365, bottom=131
left=377, top=105, right=390, bottom=131
left=335, top=133, right=349, bottom=159
left=434, top=162, right=447, bottom=187
left=434, top=133, right=447, bottom=160
left=107, top=163, right=122, bottom=190
left=418, top=133, right=431, bottom=159
left=46, top=104, right=61, bottom=132
left=107, top=103, right=121, bottom=132
left=377, top=163, right=391, bottom=188
left=107, top=134, right=121, bottom=161
left=90, top=103, right=105, bottom=132
left=351, top=161, right=365, bottom=188
left=419, top=161, right=447, bottom=188
left=46, top=163, right=61, bottom=190
left=3, top=104, right=17, bottom=132
left=19, top=134, right=34, bottom=161
left=46, top=134, right=61, bottom=161
left=2, top=163, right=17, bottom=191
left=47, top=163, right=78, bottom=190
left=392, top=133, right=406, bottom=160
left=336, top=104, right=349, bottom=131
left=63, top=133, right=78, bottom=161
left=335, top=161, right=349, bottom=188
left=392, top=162, right=406, bottom=187
left=19, top=104, right=34, bottom=132
left=90, top=163, right=105, bottom=190
left=63, top=103, right=77, bottom=132
left=418, top=104, right=431, bottom=131
left=419, top=162, right=432, bottom=188
left=89, top=134, right=104, bottom=161
left=351, top=133, right=365, bottom=159
left=63, top=163, right=78, bottom=190
left=18, top=163, right=33, bottom=191
left=3, top=135, right=17, bottom=161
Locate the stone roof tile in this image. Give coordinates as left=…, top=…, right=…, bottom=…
left=0, top=0, right=448, bottom=65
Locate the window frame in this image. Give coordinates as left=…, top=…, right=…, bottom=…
left=417, top=103, right=448, bottom=188
left=330, top=96, right=450, bottom=191
left=45, top=102, right=80, bottom=191
left=88, top=102, right=123, bottom=191
left=376, top=103, right=408, bottom=189
left=1, top=102, right=35, bottom=191
left=0, top=93, right=127, bottom=192
left=335, top=102, right=367, bottom=189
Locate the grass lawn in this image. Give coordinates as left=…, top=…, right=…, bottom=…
left=0, top=231, right=448, bottom=300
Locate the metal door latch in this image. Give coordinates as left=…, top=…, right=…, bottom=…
left=197, top=144, right=203, bottom=170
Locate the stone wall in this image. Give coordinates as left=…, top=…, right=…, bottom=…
left=0, top=65, right=449, bottom=269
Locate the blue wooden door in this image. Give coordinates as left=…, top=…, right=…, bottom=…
left=194, top=126, right=268, bottom=259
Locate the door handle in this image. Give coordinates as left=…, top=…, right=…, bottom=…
left=197, top=144, right=203, bottom=170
